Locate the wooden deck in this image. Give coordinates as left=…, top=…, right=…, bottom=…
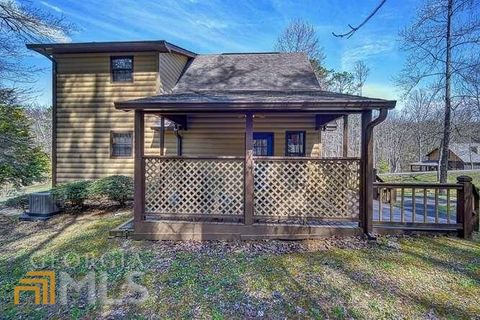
left=137, top=155, right=363, bottom=240
left=125, top=111, right=479, bottom=240
left=109, top=217, right=361, bottom=240
left=110, top=176, right=478, bottom=240
left=133, top=220, right=361, bottom=241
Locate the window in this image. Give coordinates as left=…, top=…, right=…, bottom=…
left=285, top=131, right=306, bottom=156
left=111, top=132, right=133, bottom=157
left=253, top=133, right=274, bottom=156
left=111, top=56, right=133, bottom=82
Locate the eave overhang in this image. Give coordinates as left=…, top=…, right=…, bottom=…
left=115, top=100, right=397, bottom=113
left=26, top=40, right=196, bottom=58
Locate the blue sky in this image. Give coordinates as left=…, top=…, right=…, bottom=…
left=27, top=0, right=420, bottom=105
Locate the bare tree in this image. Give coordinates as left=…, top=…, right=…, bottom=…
left=0, top=0, right=72, bottom=103
left=397, top=0, right=480, bottom=182
left=374, top=111, right=412, bottom=172
left=275, top=19, right=329, bottom=87
left=275, top=19, right=325, bottom=61
left=404, top=89, right=443, bottom=160
left=25, top=104, right=52, bottom=155
left=451, top=100, right=480, bottom=145
left=353, top=60, right=370, bottom=95
left=458, top=61, right=480, bottom=115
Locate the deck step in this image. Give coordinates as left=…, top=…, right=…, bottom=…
left=109, top=218, right=134, bottom=238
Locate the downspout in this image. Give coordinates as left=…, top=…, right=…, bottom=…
left=361, top=108, right=388, bottom=240
left=52, top=58, right=57, bottom=186
left=174, top=124, right=183, bottom=156
left=366, top=108, right=388, bottom=134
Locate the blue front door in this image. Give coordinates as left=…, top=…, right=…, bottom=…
left=253, top=132, right=274, bottom=156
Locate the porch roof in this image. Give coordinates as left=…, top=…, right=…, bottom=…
left=115, top=90, right=396, bottom=112
left=115, top=52, right=396, bottom=112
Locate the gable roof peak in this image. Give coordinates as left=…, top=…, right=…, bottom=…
left=173, top=51, right=320, bottom=92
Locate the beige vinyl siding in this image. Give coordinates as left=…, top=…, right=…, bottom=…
left=146, top=114, right=321, bottom=157
left=55, top=52, right=159, bottom=182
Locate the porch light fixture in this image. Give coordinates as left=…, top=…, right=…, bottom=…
left=150, top=118, right=175, bottom=131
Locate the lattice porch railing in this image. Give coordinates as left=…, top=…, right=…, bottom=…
left=253, top=158, right=361, bottom=219
left=144, top=157, right=244, bottom=217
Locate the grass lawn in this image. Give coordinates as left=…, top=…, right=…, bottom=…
left=0, top=208, right=479, bottom=319
left=380, top=170, right=480, bottom=187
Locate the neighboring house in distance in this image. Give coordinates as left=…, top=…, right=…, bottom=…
left=28, top=40, right=396, bottom=240
left=410, top=143, right=480, bottom=172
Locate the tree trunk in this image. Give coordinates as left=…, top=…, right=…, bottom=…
left=440, top=0, right=453, bottom=183
left=418, top=138, right=422, bottom=161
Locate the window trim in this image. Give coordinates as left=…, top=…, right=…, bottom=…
left=110, top=56, right=134, bottom=83
left=285, top=131, right=306, bottom=157
left=110, top=131, right=133, bottom=158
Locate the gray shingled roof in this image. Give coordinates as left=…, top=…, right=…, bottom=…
left=174, top=53, right=320, bottom=92
left=450, top=143, right=480, bottom=163
left=115, top=52, right=396, bottom=111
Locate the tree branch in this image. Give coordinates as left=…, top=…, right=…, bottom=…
left=332, top=0, right=387, bottom=38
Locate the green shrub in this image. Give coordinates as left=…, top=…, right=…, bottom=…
left=377, top=159, right=390, bottom=174
left=2, top=194, right=28, bottom=209
left=88, top=175, right=133, bottom=206
left=52, top=180, right=92, bottom=208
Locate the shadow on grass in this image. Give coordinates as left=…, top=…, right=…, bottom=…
left=1, top=211, right=479, bottom=319
left=317, top=238, right=480, bottom=318
left=0, top=209, right=130, bottom=318
left=120, top=235, right=480, bottom=319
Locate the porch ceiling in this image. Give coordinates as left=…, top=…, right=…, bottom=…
left=115, top=90, right=397, bottom=113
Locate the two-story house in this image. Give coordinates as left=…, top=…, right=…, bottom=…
left=28, top=40, right=396, bottom=240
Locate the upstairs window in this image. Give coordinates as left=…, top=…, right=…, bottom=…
left=111, top=56, right=133, bottom=82
left=285, top=131, right=306, bottom=156
left=111, top=131, right=133, bottom=157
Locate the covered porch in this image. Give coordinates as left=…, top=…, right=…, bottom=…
left=116, top=91, right=395, bottom=240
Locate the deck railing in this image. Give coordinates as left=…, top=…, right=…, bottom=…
left=143, top=156, right=361, bottom=222
left=374, top=176, right=479, bottom=237
left=141, top=156, right=477, bottom=237
left=144, top=156, right=244, bottom=219
left=253, top=157, right=360, bottom=220
left=373, top=182, right=461, bottom=224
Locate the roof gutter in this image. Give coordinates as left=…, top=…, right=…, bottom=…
left=114, top=101, right=396, bottom=112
